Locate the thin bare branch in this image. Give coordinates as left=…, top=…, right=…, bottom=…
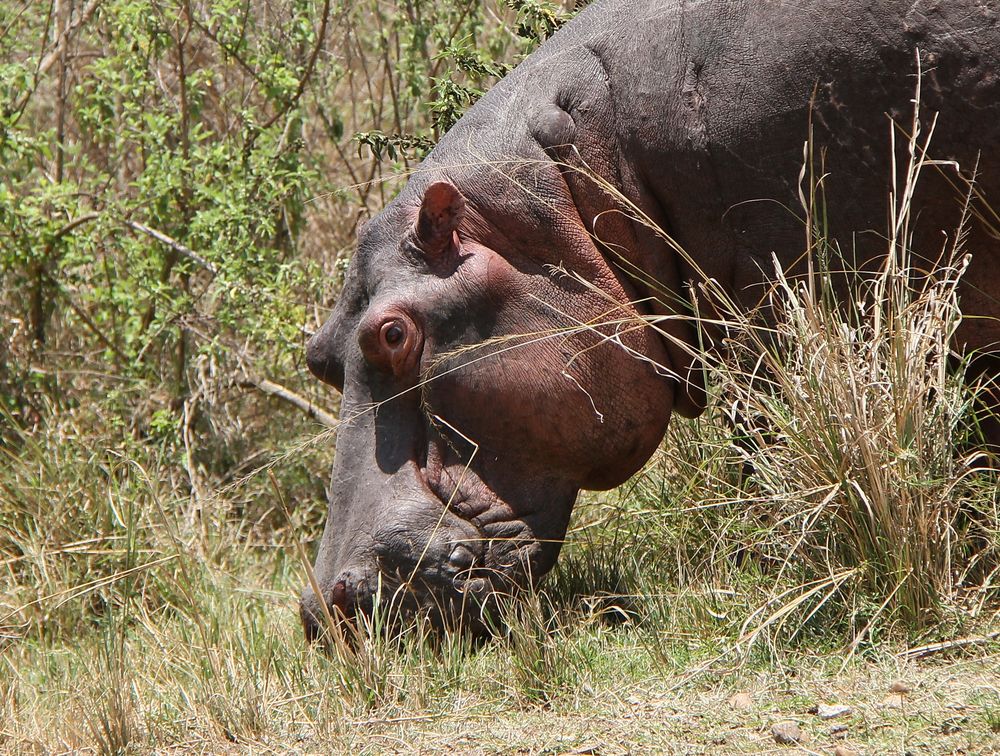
left=7, top=0, right=102, bottom=119
left=122, top=220, right=218, bottom=276
left=241, top=377, right=338, bottom=428
left=899, top=631, right=1000, bottom=659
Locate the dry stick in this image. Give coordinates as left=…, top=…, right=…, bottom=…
left=52, top=212, right=99, bottom=241
left=7, top=0, right=102, bottom=119
left=122, top=220, right=218, bottom=276
left=240, top=377, right=338, bottom=429
left=34, top=0, right=99, bottom=77
left=899, top=630, right=1000, bottom=660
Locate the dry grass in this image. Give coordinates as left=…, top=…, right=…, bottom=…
left=1, top=400, right=998, bottom=753
left=545, top=79, right=1000, bottom=645
left=4, top=530, right=1000, bottom=754
left=3, top=39, right=1000, bottom=756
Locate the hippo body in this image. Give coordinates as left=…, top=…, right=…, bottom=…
left=302, top=0, right=1000, bottom=637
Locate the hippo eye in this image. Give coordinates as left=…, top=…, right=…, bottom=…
left=360, top=312, right=421, bottom=376
left=381, top=321, right=405, bottom=348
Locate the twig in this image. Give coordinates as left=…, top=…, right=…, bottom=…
left=36, top=0, right=101, bottom=78
left=258, top=0, right=331, bottom=132
left=44, top=270, right=130, bottom=363
left=241, top=377, right=338, bottom=428
left=899, top=630, right=1000, bottom=659
left=52, top=212, right=99, bottom=241
left=123, top=220, right=218, bottom=275
left=7, top=0, right=103, bottom=120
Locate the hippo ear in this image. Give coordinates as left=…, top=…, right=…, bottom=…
left=414, top=181, right=465, bottom=261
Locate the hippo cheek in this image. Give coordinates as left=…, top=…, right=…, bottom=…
left=423, top=318, right=674, bottom=491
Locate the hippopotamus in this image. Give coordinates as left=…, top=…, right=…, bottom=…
left=300, top=0, right=1000, bottom=638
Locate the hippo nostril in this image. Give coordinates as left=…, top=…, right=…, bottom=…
left=329, top=579, right=351, bottom=619
left=448, top=544, right=476, bottom=572
left=457, top=576, right=488, bottom=594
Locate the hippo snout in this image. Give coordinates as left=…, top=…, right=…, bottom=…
left=299, top=583, right=325, bottom=642
left=299, top=567, right=375, bottom=642
left=300, top=517, right=491, bottom=641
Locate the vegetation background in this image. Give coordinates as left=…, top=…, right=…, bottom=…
left=1, top=0, right=999, bottom=752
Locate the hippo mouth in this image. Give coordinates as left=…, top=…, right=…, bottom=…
left=301, top=499, right=495, bottom=642
left=299, top=409, right=575, bottom=642
left=420, top=420, right=569, bottom=585
left=379, top=451, right=501, bottom=616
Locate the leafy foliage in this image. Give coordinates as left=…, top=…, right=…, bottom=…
left=505, top=0, right=572, bottom=41
left=0, top=0, right=537, bottom=498
left=0, top=1, right=542, bottom=670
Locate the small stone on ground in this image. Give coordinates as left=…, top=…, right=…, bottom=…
left=728, top=692, right=752, bottom=710
left=771, top=721, right=802, bottom=744
left=882, top=692, right=905, bottom=708
left=817, top=703, right=852, bottom=719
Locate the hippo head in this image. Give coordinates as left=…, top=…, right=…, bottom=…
left=299, top=172, right=692, bottom=639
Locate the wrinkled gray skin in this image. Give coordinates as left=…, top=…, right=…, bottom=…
left=301, top=0, right=1000, bottom=638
